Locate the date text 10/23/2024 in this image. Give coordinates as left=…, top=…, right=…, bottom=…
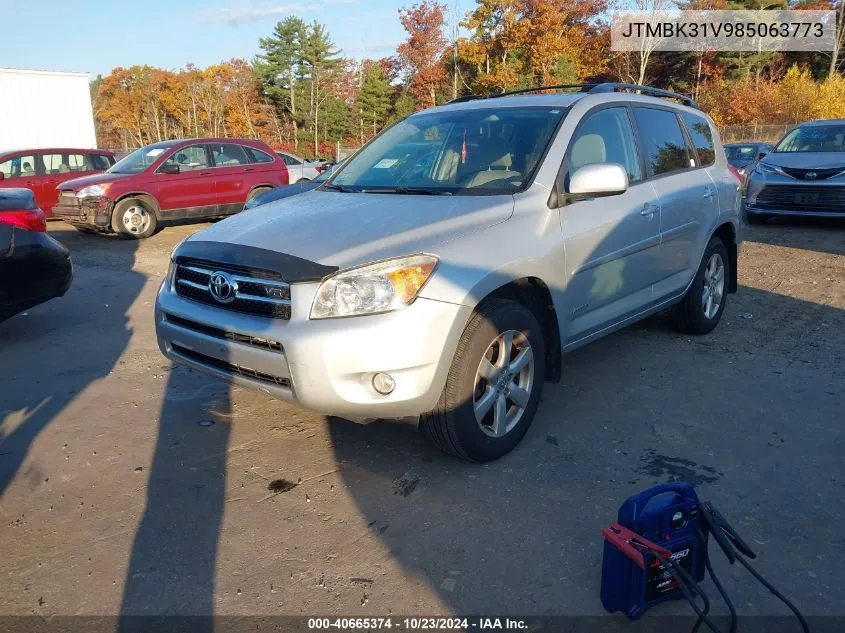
left=307, top=618, right=529, bottom=630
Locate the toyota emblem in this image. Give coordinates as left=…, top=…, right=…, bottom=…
left=208, top=271, right=238, bottom=304
left=804, top=171, right=818, bottom=180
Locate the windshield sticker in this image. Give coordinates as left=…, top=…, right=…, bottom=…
left=147, top=149, right=165, bottom=157
left=374, top=159, right=398, bottom=169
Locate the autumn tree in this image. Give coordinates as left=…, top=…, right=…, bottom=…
left=397, top=1, right=449, bottom=107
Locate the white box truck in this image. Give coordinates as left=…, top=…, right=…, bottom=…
left=0, top=68, right=97, bottom=152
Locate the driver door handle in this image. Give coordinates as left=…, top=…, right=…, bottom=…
left=703, top=186, right=713, bottom=199
left=641, top=203, right=659, bottom=217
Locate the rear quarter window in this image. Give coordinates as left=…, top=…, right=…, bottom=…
left=680, top=112, right=716, bottom=167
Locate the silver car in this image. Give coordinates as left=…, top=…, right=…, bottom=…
left=276, top=151, right=323, bottom=183
left=156, top=84, right=742, bottom=462
left=745, top=119, right=845, bottom=223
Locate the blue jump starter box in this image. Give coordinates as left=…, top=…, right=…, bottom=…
left=601, top=482, right=706, bottom=618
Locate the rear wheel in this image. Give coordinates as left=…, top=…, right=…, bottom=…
left=111, top=197, right=157, bottom=239
left=247, top=187, right=270, bottom=201
left=670, top=236, right=729, bottom=335
left=421, top=299, right=546, bottom=462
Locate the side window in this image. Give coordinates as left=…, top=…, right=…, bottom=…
left=68, top=154, right=93, bottom=171
left=633, top=107, right=692, bottom=176
left=210, top=143, right=249, bottom=167
left=42, top=154, right=66, bottom=174
left=681, top=112, right=716, bottom=167
left=280, top=153, right=302, bottom=166
left=0, top=154, right=36, bottom=179
left=565, top=107, right=642, bottom=185
left=245, top=147, right=274, bottom=164
left=90, top=154, right=113, bottom=170
left=162, top=145, right=210, bottom=171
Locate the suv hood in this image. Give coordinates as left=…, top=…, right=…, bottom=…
left=60, top=172, right=134, bottom=191
left=189, top=190, right=514, bottom=270
left=760, top=152, right=845, bottom=170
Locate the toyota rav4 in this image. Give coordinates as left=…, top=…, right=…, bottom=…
left=155, top=84, right=742, bottom=462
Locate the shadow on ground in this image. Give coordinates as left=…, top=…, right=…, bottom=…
left=325, top=285, right=845, bottom=615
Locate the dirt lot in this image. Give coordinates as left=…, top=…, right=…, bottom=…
left=1, top=218, right=843, bottom=622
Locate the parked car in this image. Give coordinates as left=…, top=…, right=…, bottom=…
left=275, top=151, right=324, bottom=182
left=724, top=142, right=774, bottom=178
left=0, top=148, right=115, bottom=217
left=1, top=188, right=72, bottom=322
left=155, top=83, right=742, bottom=462
left=243, top=161, right=345, bottom=209
left=745, top=119, right=845, bottom=223
left=52, top=138, right=288, bottom=238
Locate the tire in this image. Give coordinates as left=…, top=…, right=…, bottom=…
left=247, top=187, right=270, bottom=201
left=745, top=212, right=768, bottom=225
left=111, top=197, right=157, bottom=239
left=670, top=236, right=730, bottom=335
left=421, top=298, right=546, bottom=462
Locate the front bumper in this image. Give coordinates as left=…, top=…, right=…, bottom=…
left=52, top=196, right=114, bottom=229
left=745, top=173, right=845, bottom=218
left=154, top=279, right=472, bottom=419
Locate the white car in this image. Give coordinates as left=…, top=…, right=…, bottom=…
left=275, top=152, right=323, bottom=183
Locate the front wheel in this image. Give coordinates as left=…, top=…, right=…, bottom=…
left=111, top=197, right=157, bottom=239
left=669, top=236, right=729, bottom=335
left=421, top=299, right=546, bottom=462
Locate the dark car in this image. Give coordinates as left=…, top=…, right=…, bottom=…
left=52, top=138, right=288, bottom=238
left=724, top=142, right=774, bottom=178
left=243, top=161, right=344, bottom=209
left=0, top=148, right=116, bottom=217
left=0, top=188, right=72, bottom=322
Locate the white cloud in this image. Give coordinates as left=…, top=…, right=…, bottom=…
left=200, top=0, right=359, bottom=25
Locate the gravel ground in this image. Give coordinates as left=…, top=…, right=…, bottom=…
left=0, top=217, right=843, bottom=623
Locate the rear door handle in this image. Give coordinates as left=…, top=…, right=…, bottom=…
left=641, top=203, right=659, bottom=216
left=244, top=167, right=255, bottom=172
left=199, top=171, right=212, bottom=175
left=703, top=187, right=713, bottom=199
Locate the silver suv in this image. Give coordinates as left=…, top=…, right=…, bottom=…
left=155, top=83, right=742, bottom=462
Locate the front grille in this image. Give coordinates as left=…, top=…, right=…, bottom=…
left=781, top=166, right=845, bottom=181
left=754, top=185, right=845, bottom=212
left=164, top=313, right=283, bottom=352
left=171, top=344, right=291, bottom=388
left=174, top=258, right=291, bottom=319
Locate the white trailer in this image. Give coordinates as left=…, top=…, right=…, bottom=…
left=0, top=68, right=97, bottom=153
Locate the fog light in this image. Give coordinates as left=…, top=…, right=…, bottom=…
left=372, top=372, right=395, bottom=395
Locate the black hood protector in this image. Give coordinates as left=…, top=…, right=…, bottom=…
left=175, top=240, right=338, bottom=283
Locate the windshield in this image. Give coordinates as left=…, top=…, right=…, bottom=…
left=725, top=145, right=758, bottom=161
left=108, top=143, right=173, bottom=174
left=329, top=106, right=567, bottom=195
left=775, top=124, right=845, bottom=153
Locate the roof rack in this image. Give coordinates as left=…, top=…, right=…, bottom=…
left=589, top=83, right=698, bottom=108
left=445, top=82, right=699, bottom=109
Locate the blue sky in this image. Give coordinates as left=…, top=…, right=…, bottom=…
left=0, top=0, right=465, bottom=78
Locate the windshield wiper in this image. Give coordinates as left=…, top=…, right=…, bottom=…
left=323, top=183, right=349, bottom=192
left=362, top=187, right=453, bottom=196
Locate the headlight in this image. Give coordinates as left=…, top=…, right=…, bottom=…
left=310, top=254, right=438, bottom=319
left=76, top=184, right=111, bottom=198
left=753, top=162, right=785, bottom=177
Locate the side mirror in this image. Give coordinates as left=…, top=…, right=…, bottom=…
left=567, top=163, right=628, bottom=200
left=757, top=151, right=768, bottom=160
left=159, top=163, right=180, bottom=175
